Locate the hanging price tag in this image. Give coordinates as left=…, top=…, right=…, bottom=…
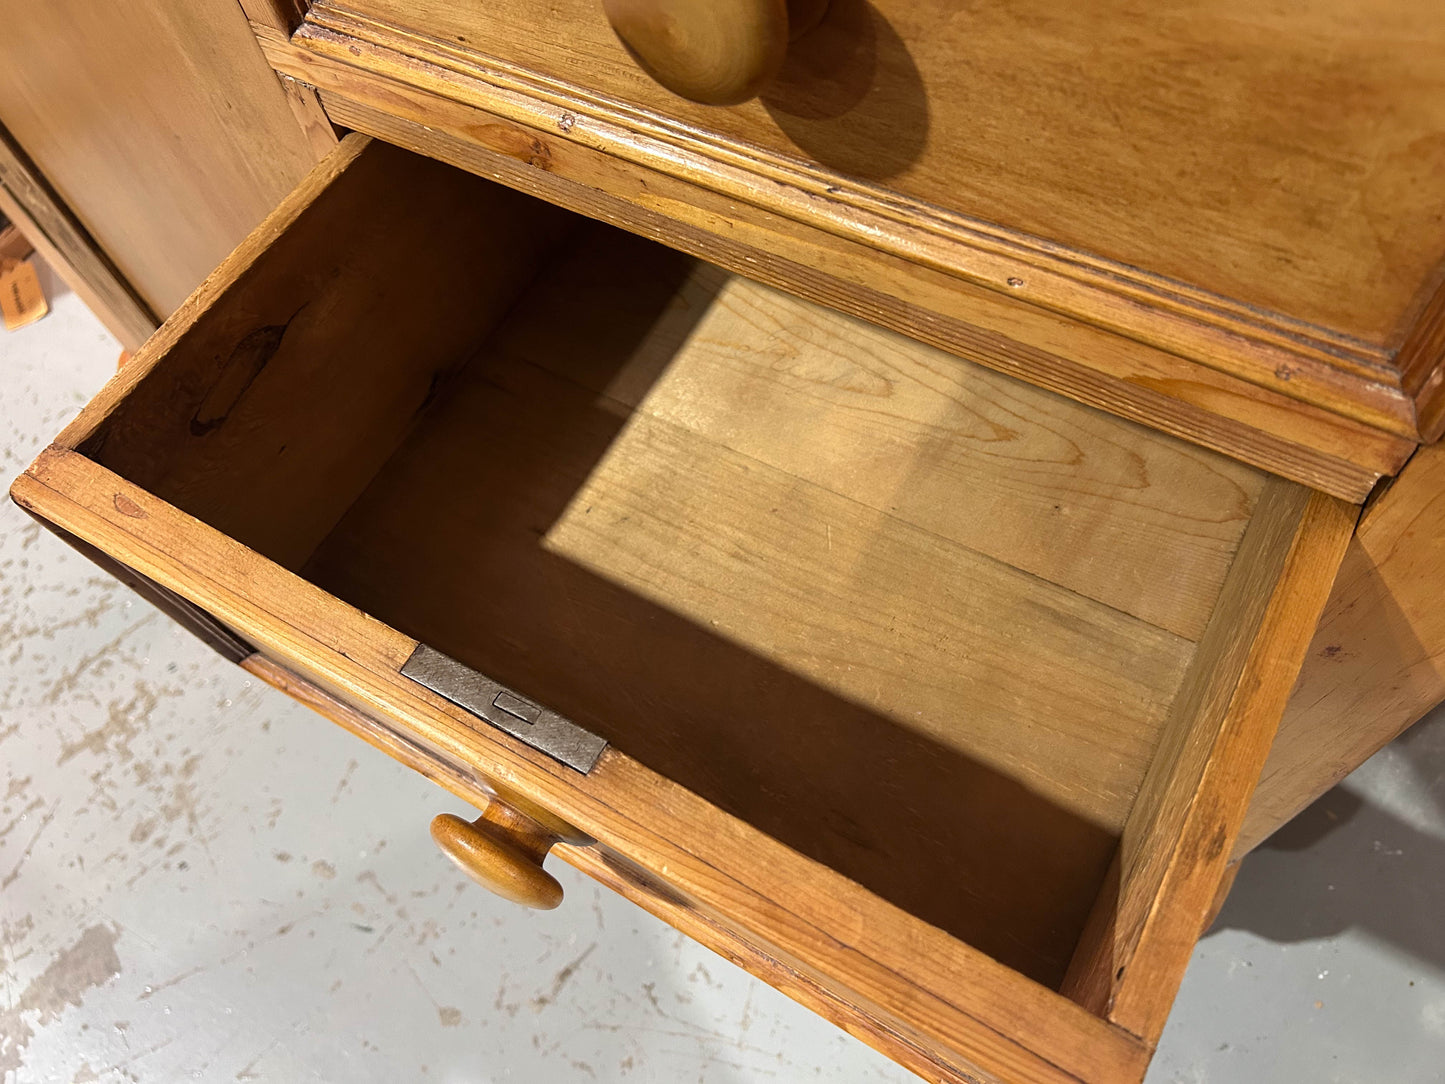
left=1, top=255, right=48, bottom=330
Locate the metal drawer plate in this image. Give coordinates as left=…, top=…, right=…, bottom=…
left=401, top=644, right=607, bottom=773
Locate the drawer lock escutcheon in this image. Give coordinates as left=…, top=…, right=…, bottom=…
left=401, top=644, right=607, bottom=773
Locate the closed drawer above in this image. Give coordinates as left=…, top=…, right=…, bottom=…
left=12, top=136, right=1356, bottom=1083
left=249, top=0, right=1445, bottom=501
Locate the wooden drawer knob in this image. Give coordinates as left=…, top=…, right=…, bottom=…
left=603, top=0, right=830, bottom=105
left=431, top=804, right=565, bottom=909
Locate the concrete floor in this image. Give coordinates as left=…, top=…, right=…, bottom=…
left=2, top=273, right=1443, bottom=1083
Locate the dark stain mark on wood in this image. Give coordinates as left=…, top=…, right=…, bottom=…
left=112, top=494, right=147, bottom=518
left=594, top=848, right=692, bottom=911
left=417, top=368, right=449, bottom=415
left=466, top=123, right=554, bottom=170
left=1205, top=824, right=1228, bottom=862
left=189, top=311, right=301, bottom=436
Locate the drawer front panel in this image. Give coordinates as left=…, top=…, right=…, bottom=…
left=249, top=9, right=1441, bottom=494
left=299, top=0, right=1445, bottom=357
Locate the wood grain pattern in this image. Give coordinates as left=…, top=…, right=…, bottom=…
left=315, top=0, right=1444, bottom=345
left=301, top=347, right=1189, bottom=986
left=1239, top=440, right=1445, bottom=855
left=237, top=0, right=309, bottom=34
left=73, top=137, right=574, bottom=570
left=0, top=0, right=326, bottom=315
left=54, top=135, right=372, bottom=454
left=277, top=75, right=341, bottom=162
left=13, top=451, right=1152, bottom=1084
left=48, top=135, right=1231, bottom=982
left=0, top=126, right=157, bottom=351
left=275, top=0, right=1445, bottom=440
left=54, top=139, right=1250, bottom=987
left=1062, top=479, right=1356, bottom=1040
left=274, top=68, right=1409, bottom=500
left=498, top=224, right=1264, bottom=640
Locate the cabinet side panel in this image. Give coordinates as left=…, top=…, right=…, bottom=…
left=1239, top=442, right=1445, bottom=855
left=0, top=0, right=328, bottom=314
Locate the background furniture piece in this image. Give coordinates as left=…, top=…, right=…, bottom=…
left=0, top=0, right=333, bottom=321
left=6, top=3, right=1445, bottom=1081
left=0, top=125, right=156, bottom=348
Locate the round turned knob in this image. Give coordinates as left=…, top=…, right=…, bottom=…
left=431, top=804, right=565, bottom=910
left=603, top=0, right=830, bottom=105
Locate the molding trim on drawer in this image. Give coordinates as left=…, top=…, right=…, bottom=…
left=252, top=24, right=1416, bottom=503
left=342, top=88, right=1404, bottom=503
left=258, top=8, right=1441, bottom=448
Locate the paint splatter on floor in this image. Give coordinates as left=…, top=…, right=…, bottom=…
left=0, top=925, right=121, bottom=1075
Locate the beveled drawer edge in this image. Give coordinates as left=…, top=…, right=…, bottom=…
left=11, top=449, right=1151, bottom=1084
left=308, top=77, right=1399, bottom=501
left=287, top=5, right=1422, bottom=415
left=267, top=18, right=1412, bottom=449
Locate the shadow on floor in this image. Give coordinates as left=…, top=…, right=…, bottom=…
left=1210, top=705, right=1445, bottom=972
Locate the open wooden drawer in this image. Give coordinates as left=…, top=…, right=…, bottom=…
left=11, top=135, right=1357, bottom=1083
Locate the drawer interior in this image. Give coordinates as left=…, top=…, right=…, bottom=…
left=77, top=140, right=1268, bottom=990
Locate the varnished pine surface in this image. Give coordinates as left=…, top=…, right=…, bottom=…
left=298, top=0, right=1445, bottom=383
left=430, top=809, right=565, bottom=910
left=307, top=0, right=1445, bottom=348
left=21, top=138, right=1367, bottom=1081
left=258, top=46, right=1415, bottom=501
left=503, top=228, right=1264, bottom=641
left=62, top=139, right=1275, bottom=982
left=1062, top=481, right=1355, bottom=1037
left=601, top=0, right=791, bottom=105
left=15, top=450, right=1154, bottom=1083
left=0, top=128, right=158, bottom=352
